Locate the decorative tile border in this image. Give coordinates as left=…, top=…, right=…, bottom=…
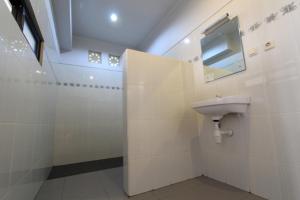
left=0, top=77, right=123, bottom=91
left=281, top=2, right=297, bottom=15
left=266, top=13, right=278, bottom=23
left=56, top=82, right=123, bottom=90
left=193, top=56, right=200, bottom=62
left=186, top=1, right=299, bottom=64
left=248, top=1, right=298, bottom=32
left=249, top=22, right=262, bottom=32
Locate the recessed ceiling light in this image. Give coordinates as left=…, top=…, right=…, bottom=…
left=89, top=76, right=94, bottom=80
left=183, top=38, right=191, bottom=44
left=110, top=13, right=118, bottom=22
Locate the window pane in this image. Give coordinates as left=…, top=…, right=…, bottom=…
left=23, top=20, right=37, bottom=51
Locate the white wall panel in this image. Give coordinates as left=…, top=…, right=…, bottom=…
left=153, top=0, right=300, bottom=199
left=124, top=50, right=199, bottom=196
left=0, top=0, right=57, bottom=199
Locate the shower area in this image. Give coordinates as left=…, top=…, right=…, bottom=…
left=52, top=63, right=123, bottom=167
left=36, top=46, right=201, bottom=198
left=47, top=36, right=125, bottom=177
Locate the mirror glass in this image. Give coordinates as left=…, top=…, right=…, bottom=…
left=201, top=17, right=246, bottom=82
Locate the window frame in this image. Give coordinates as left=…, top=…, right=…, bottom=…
left=9, top=0, right=44, bottom=64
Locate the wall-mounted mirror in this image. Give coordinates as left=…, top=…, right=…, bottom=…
left=201, top=16, right=246, bottom=82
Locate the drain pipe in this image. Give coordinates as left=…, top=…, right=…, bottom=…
left=212, top=117, right=233, bottom=144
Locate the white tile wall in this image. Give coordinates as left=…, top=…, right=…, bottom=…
left=123, top=50, right=199, bottom=196
left=52, top=63, right=123, bottom=166
left=164, top=0, right=300, bottom=199
left=0, top=0, right=57, bottom=199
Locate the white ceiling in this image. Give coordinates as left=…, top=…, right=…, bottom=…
left=72, top=0, right=181, bottom=48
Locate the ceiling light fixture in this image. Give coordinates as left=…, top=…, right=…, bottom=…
left=89, top=76, right=94, bottom=80
left=110, top=13, right=118, bottom=22
left=183, top=38, right=191, bottom=44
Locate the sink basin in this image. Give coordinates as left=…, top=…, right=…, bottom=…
left=192, top=96, right=251, bottom=143
left=192, top=96, right=251, bottom=120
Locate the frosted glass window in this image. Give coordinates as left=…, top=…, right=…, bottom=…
left=88, top=50, right=102, bottom=64
left=6, top=0, right=44, bottom=64
left=23, top=21, right=37, bottom=52
left=108, top=55, right=120, bottom=67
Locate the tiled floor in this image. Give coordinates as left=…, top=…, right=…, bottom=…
left=35, top=167, right=266, bottom=200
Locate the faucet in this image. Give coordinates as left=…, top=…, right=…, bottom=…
left=216, top=94, right=222, bottom=98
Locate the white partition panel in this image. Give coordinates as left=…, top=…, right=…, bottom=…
left=123, top=50, right=200, bottom=196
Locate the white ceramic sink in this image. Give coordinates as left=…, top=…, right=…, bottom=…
left=192, top=96, right=251, bottom=120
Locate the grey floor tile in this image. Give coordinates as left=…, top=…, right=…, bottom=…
left=98, top=168, right=126, bottom=200
left=242, top=194, right=267, bottom=200
left=153, top=177, right=255, bottom=200
left=35, top=168, right=266, bottom=200
left=128, top=192, right=158, bottom=200
left=62, top=172, right=109, bottom=199
left=35, top=178, right=65, bottom=200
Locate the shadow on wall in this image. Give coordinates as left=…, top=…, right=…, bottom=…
left=199, top=113, right=250, bottom=191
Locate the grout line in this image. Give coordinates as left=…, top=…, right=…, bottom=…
left=44, top=49, right=59, bottom=82
left=52, top=62, right=123, bottom=73
left=60, top=178, right=66, bottom=200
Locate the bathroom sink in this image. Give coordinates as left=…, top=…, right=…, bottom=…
left=192, top=96, right=251, bottom=120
